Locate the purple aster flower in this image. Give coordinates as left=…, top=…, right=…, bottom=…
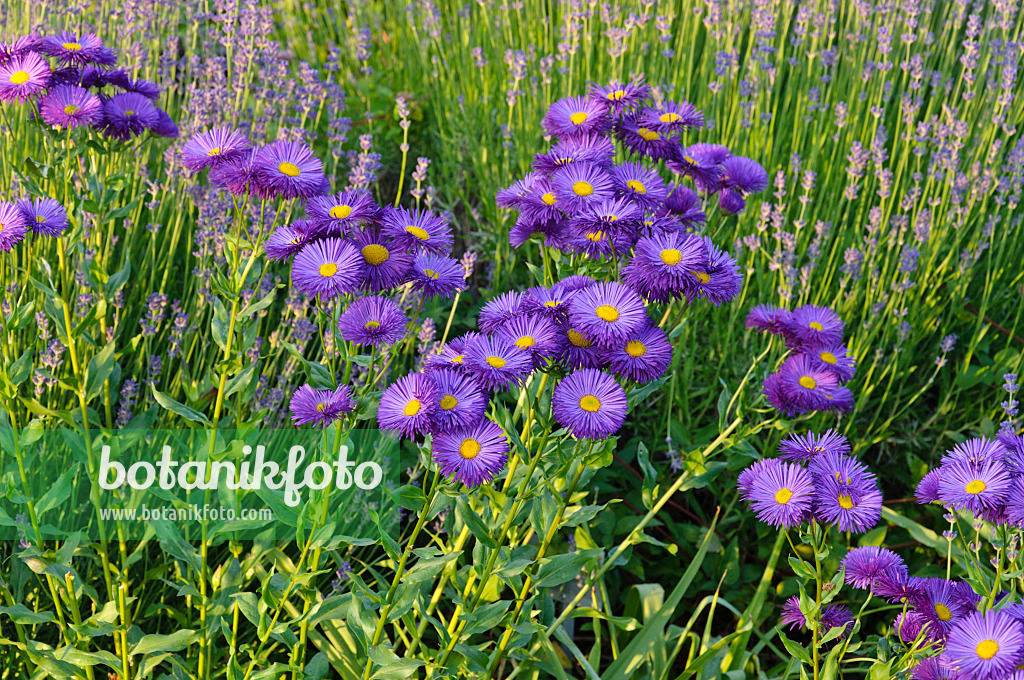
left=1007, top=479, right=1024, bottom=526
left=937, top=459, right=1013, bottom=514
left=944, top=610, right=1024, bottom=678
left=291, top=238, right=363, bottom=300
left=911, top=578, right=978, bottom=641
left=16, top=197, right=67, bottom=237
left=533, top=136, right=616, bottom=174
left=0, top=202, right=28, bottom=251
left=802, top=345, right=857, bottom=383
left=123, top=76, right=160, bottom=100
left=497, top=172, right=542, bottom=209
left=558, top=322, right=606, bottom=370
left=463, top=334, right=533, bottom=391
left=573, top=196, right=640, bottom=240
left=567, top=281, right=648, bottom=347
left=639, top=100, right=703, bottom=134
left=609, top=161, right=669, bottom=212
left=813, top=471, right=883, bottom=533
left=778, top=430, right=851, bottom=463
left=352, top=228, right=413, bottom=292
left=152, top=109, right=178, bottom=138
left=589, top=76, right=650, bottom=114
left=746, top=304, right=790, bottom=334
left=39, top=32, right=108, bottom=65
left=432, top=419, right=509, bottom=487
left=779, top=305, right=845, bottom=350
left=290, top=384, right=355, bottom=427
left=552, top=369, right=628, bottom=440
left=38, top=85, right=102, bottom=129
left=622, top=232, right=706, bottom=303
left=668, top=143, right=729, bottom=189
left=564, top=219, right=635, bottom=260
left=306, top=189, right=381, bottom=236
left=522, top=285, right=572, bottom=321
left=0, top=35, right=42, bottom=62
left=718, top=189, right=746, bottom=214
left=614, top=114, right=676, bottom=160
left=209, top=149, right=260, bottom=196
left=684, top=236, right=742, bottom=306
left=940, top=437, right=1008, bottom=467
left=910, top=657, right=957, bottom=680
left=738, top=458, right=784, bottom=498
left=182, top=128, right=252, bottom=172
left=721, top=156, right=770, bottom=194
left=496, top=315, right=560, bottom=369
left=423, top=339, right=473, bottom=373
left=779, top=595, right=853, bottom=638
left=338, top=296, right=408, bottom=347
left=842, top=547, right=907, bottom=590
left=916, top=468, right=944, bottom=503
left=604, top=323, right=673, bottom=384
left=252, top=141, right=326, bottom=200
left=478, top=292, right=528, bottom=333
left=428, top=370, right=488, bottom=434
left=409, top=252, right=464, bottom=299
left=745, top=460, right=814, bottom=528
left=661, top=184, right=706, bottom=226
left=380, top=206, right=454, bottom=255
left=0, top=52, right=50, bottom=102
left=552, top=163, right=614, bottom=215
left=100, top=93, right=159, bottom=141
left=542, top=96, right=610, bottom=139
left=264, top=222, right=312, bottom=261
left=895, top=612, right=927, bottom=644
left=378, top=373, right=439, bottom=439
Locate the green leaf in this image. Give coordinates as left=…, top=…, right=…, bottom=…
left=152, top=388, right=211, bottom=426
left=455, top=498, right=497, bottom=549
left=85, top=341, right=117, bottom=401
left=534, top=549, right=602, bottom=588
left=0, top=604, right=57, bottom=625
left=8, top=349, right=33, bottom=386
left=130, top=629, right=199, bottom=655
left=35, top=465, right=77, bottom=517
left=402, top=551, right=463, bottom=585
left=778, top=630, right=812, bottom=665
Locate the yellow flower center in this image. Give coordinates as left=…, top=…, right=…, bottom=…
left=460, top=438, right=481, bottom=459
left=405, top=225, right=429, bottom=240
left=515, top=336, right=535, bottom=349
left=361, top=243, right=390, bottom=266
left=660, top=111, right=681, bottom=123
left=485, top=356, right=507, bottom=369
left=278, top=162, right=301, bottom=177
left=606, top=89, right=626, bottom=100
left=568, top=329, right=591, bottom=348
left=775, top=488, right=793, bottom=504
left=316, top=403, right=328, bottom=413
left=585, top=231, right=605, bottom=242
left=569, top=111, right=589, bottom=125
left=976, top=639, right=999, bottom=660
left=595, top=305, right=620, bottom=322
left=440, top=394, right=458, bottom=410
left=364, top=320, right=380, bottom=329
left=62, top=42, right=82, bottom=51
left=206, top=147, right=221, bottom=157
left=451, top=354, right=465, bottom=364
left=35, top=215, right=45, bottom=223
left=403, top=399, right=422, bottom=416
left=934, top=603, right=953, bottom=622
left=63, top=104, right=79, bottom=115
left=820, top=351, right=838, bottom=364
left=541, top=192, right=557, bottom=205
left=330, top=204, right=352, bottom=219
left=544, top=300, right=562, bottom=308
left=692, top=271, right=711, bottom=284
left=579, top=395, right=601, bottom=412
left=838, top=495, right=854, bottom=510
left=626, top=179, right=647, bottom=194
left=799, top=376, right=817, bottom=390
left=572, top=181, right=594, bottom=196
left=660, top=248, right=682, bottom=266
left=637, top=127, right=659, bottom=141
left=424, top=269, right=440, bottom=280
left=318, top=263, right=338, bottom=277
left=123, top=109, right=135, bottom=116
left=809, top=321, right=824, bottom=331
left=683, top=155, right=697, bottom=164
left=965, top=479, right=987, bottom=494
left=625, top=340, right=647, bottom=357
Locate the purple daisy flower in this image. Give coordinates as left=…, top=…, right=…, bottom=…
left=604, top=323, right=673, bottom=384
left=911, top=578, right=978, bottom=641
left=622, top=231, right=706, bottom=303
left=182, top=128, right=252, bottom=173
left=306, top=189, right=380, bottom=236
left=745, top=303, right=790, bottom=335
left=428, top=370, right=488, bottom=434
left=16, top=197, right=67, bottom=237
left=38, top=85, right=102, bottom=129
left=0, top=52, right=50, bottom=102
left=39, top=32, right=107, bottom=65
left=565, top=219, right=636, bottom=260
left=423, top=339, right=473, bottom=373
left=720, top=156, right=770, bottom=195
left=338, top=296, right=408, bottom=347
left=478, top=291, right=529, bottom=333
left=463, top=334, right=533, bottom=391
left=496, top=315, right=560, bottom=369
left=1007, top=479, right=1024, bottom=526
left=517, top=176, right=563, bottom=225
left=542, top=96, right=610, bottom=139
left=667, top=143, right=729, bottom=189
left=842, top=546, right=907, bottom=590
left=802, top=345, right=857, bottom=383
left=661, top=184, right=706, bottom=226
left=609, top=161, right=668, bottom=212
left=558, top=323, right=605, bottom=369
left=718, top=189, right=746, bottom=214
left=941, top=437, right=1008, bottom=467
left=567, top=281, right=648, bottom=347
left=100, top=92, right=159, bottom=141
left=937, top=459, right=1013, bottom=514
left=779, top=305, right=846, bottom=350
left=152, top=109, right=179, bottom=138
left=779, top=596, right=853, bottom=638
left=0, top=35, right=43, bottom=62
left=738, top=458, right=784, bottom=498
left=573, top=196, right=640, bottom=241
left=895, top=612, right=927, bottom=644
left=290, top=384, right=355, bottom=427
left=264, top=221, right=312, bottom=261
left=813, top=471, right=883, bottom=533
left=352, top=228, right=413, bottom=292
left=552, top=163, right=614, bottom=215
left=910, top=657, right=957, bottom=680
left=252, top=141, right=326, bottom=200
left=378, top=373, right=439, bottom=439
left=533, top=136, right=616, bottom=174
left=291, top=238, right=363, bottom=300
left=552, top=369, right=628, bottom=440
left=0, top=202, right=28, bottom=252
left=432, top=419, right=509, bottom=487
left=523, top=285, right=572, bottom=321
left=745, top=460, right=814, bottom=528
left=614, top=114, right=677, bottom=160
left=639, top=100, right=704, bottom=134
left=916, top=468, right=945, bottom=504
left=209, top=148, right=260, bottom=196
left=497, top=172, right=542, bottom=209
left=944, top=610, right=1024, bottom=679
left=684, top=236, right=742, bottom=306
left=380, top=206, right=454, bottom=255
left=589, top=76, right=650, bottom=114
left=778, top=430, right=851, bottom=463
left=123, top=76, right=160, bottom=100
left=409, top=252, right=464, bottom=299
left=764, top=354, right=844, bottom=416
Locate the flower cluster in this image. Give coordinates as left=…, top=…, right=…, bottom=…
left=916, top=433, right=1024, bottom=527
left=747, top=304, right=856, bottom=416
left=739, top=430, right=882, bottom=533
left=0, top=198, right=69, bottom=252
left=0, top=32, right=177, bottom=139
left=842, top=546, right=1024, bottom=680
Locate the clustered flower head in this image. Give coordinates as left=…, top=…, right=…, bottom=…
left=915, top=433, right=1024, bottom=527
left=497, top=78, right=758, bottom=307
left=739, top=430, right=882, bottom=533
left=841, top=546, right=1024, bottom=680
left=0, top=32, right=177, bottom=138
left=0, top=197, right=70, bottom=252
left=747, top=303, right=856, bottom=416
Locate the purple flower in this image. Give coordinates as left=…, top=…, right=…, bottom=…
left=936, top=459, right=1013, bottom=514
left=813, top=468, right=883, bottom=533
left=100, top=93, right=159, bottom=141
left=352, top=228, right=413, bottom=292
left=778, top=430, right=850, bottom=463
left=622, top=232, right=706, bottom=303
left=911, top=578, right=978, bottom=641
left=409, top=252, right=464, bottom=299
left=478, top=291, right=528, bottom=332
left=614, top=114, right=676, bottom=160
left=380, top=206, right=453, bottom=255
left=182, top=128, right=252, bottom=172
left=552, top=163, right=614, bottom=215
left=495, top=315, right=560, bottom=369
left=609, top=161, right=668, bottom=212
left=589, top=77, right=650, bottom=114
left=779, top=596, right=853, bottom=638
left=542, top=96, right=610, bottom=139
left=291, top=238, right=363, bottom=300
left=463, top=334, right=533, bottom=391
left=779, top=305, right=845, bottom=350
left=16, top=197, right=67, bottom=237
left=842, top=547, right=907, bottom=590
left=428, top=370, right=488, bottom=434
left=39, top=32, right=110, bottom=66
left=746, top=304, right=789, bottom=334
left=604, top=323, right=673, bottom=384
left=744, top=460, right=813, bottom=528
left=0, top=52, right=50, bottom=102
left=290, top=385, right=355, bottom=427
left=639, top=100, right=703, bottom=134
left=552, top=369, right=628, bottom=440
left=684, top=236, right=742, bottom=306
left=337, top=296, right=408, bottom=347
left=720, top=156, right=770, bottom=194
left=378, top=374, right=439, bottom=439
left=567, top=281, right=648, bottom=347
left=432, top=419, right=509, bottom=487
left=38, top=85, right=102, bottom=129
left=252, top=141, right=326, bottom=200
left=943, top=610, right=1024, bottom=678
left=0, top=202, right=28, bottom=252
left=264, top=222, right=312, bottom=261
left=307, top=189, right=381, bottom=236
